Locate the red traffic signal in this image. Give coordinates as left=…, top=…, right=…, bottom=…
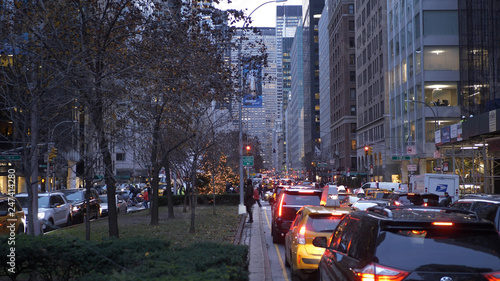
left=246, top=145, right=251, bottom=151
left=364, top=146, right=369, bottom=155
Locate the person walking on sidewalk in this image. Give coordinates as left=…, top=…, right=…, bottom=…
left=253, top=184, right=262, bottom=207
left=244, top=179, right=255, bottom=223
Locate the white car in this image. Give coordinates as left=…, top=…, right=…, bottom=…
left=15, top=192, right=72, bottom=232
left=99, top=194, right=127, bottom=216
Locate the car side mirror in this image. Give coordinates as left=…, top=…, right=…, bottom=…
left=312, top=237, right=327, bottom=248
left=51, top=203, right=61, bottom=208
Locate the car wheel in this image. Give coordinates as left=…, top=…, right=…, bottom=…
left=272, top=226, right=282, bottom=244
left=45, top=218, right=54, bottom=232
left=285, top=249, right=291, bottom=267
left=17, top=224, right=24, bottom=234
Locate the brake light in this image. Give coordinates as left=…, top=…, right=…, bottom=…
left=423, top=202, right=428, bottom=207
left=393, top=201, right=402, bottom=206
left=484, top=271, right=500, bottom=281
left=433, top=222, right=453, bottom=226
left=355, top=263, right=409, bottom=281
left=278, top=194, right=284, bottom=217
left=298, top=226, right=306, bottom=244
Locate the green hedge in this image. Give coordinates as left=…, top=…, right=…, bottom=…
left=0, top=235, right=248, bottom=281
left=158, top=194, right=241, bottom=207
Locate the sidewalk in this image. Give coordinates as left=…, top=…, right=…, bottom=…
left=239, top=203, right=271, bottom=281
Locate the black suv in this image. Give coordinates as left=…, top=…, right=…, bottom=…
left=313, top=206, right=500, bottom=280
left=271, top=188, right=323, bottom=244
left=60, top=188, right=101, bottom=223
left=452, top=194, right=500, bottom=232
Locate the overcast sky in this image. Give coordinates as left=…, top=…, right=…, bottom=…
left=215, top=0, right=303, bottom=28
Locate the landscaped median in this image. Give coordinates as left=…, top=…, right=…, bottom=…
left=0, top=205, right=248, bottom=281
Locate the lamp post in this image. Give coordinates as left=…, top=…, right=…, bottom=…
left=46, top=120, right=76, bottom=191
left=404, top=99, right=441, bottom=174
left=237, top=0, right=287, bottom=214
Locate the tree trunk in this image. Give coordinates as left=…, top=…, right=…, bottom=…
left=27, top=107, right=40, bottom=236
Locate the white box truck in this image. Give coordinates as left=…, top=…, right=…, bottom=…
left=409, top=174, right=460, bottom=203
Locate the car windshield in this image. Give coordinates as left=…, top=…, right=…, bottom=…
left=15, top=196, right=51, bottom=208
left=38, top=196, right=50, bottom=208
left=63, top=191, right=84, bottom=202
left=374, top=229, right=500, bottom=272
left=100, top=196, right=108, bottom=203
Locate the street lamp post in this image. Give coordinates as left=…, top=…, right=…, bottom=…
left=237, top=0, right=287, bottom=214
left=46, top=120, right=76, bottom=191
left=404, top=99, right=441, bottom=174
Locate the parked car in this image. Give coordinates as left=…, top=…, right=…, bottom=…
left=271, top=187, right=323, bottom=244
left=60, top=188, right=101, bottom=223
left=99, top=195, right=127, bottom=216
left=451, top=193, right=500, bottom=232
left=15, top=192, right=72, bottom=232
left=0, top=196, right=25, bottom=235
left=284, top=205, right=350, bottom=279
left=313, top=205, right=500, bottom=280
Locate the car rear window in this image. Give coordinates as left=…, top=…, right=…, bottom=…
left=374, top=228, right=500, bottom=272
left=63, top=191, right=85, bottom=202
left=282, top=193, right=321, bottom=206
left=306, top=215, right=343, bottom=232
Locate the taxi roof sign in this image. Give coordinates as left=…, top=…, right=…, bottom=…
left=320, top=185, right=340, bottom=207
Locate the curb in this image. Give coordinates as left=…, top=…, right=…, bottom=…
left=234, top=213, right=246, bottom=245
left=258, top=208, right=272, bottom=281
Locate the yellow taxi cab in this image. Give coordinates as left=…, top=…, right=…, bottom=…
left=284, top=185, right=351, bottom=278
left=0, top=196, right=26, bottom=235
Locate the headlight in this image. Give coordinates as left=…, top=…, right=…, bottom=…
left=72, top=206, right=79, bottom=212
left=38, top=212, right=45, bottom=220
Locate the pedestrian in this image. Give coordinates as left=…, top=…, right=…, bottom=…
left=439, top=192, right=452, bottom=207
left=244, top=179, right=255, bottom=223
left=254, top=184, right=262, bottom=207
left=258, top=183, right=263, bottom=198
left=129, top=184, right=138, bottom=205
left=143, top=186, right=150, bottom=209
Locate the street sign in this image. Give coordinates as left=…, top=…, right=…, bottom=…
left=243, top=156, right=254, bottom=166
left=317, top=163, right=328, bottom=168
left=391, top=156, right=411, bottom=161
left=407, top=164, right=418, bottom=171
left=1, top=155, right=20, bottom=161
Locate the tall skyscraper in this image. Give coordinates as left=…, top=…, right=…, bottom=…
left=275, top=5, right=302, bottom=172
left=355, top=0, right=390, bottom=182
left=231, top=27, right=277, bottom=169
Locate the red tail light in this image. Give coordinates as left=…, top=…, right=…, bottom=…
left=298, top=226, right=306, bottom=244
left=355, top=263, right=409, bottom=281
left=278, top=194, right=284, bottom=217
left=484, top=271, right=500, bottom=281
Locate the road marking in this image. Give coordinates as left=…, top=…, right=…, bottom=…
left=265, top=207, right=290, bottom=281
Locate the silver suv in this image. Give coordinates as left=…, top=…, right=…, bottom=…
left=15, top=192, right=72, bottom=232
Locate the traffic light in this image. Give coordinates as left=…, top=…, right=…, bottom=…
left=246, top=145, right=251, bottom=151
left=364, top=146, right=369, bottom=155
left=48, top=147, right=57, bottom=162
left=368, top=146, right=373, bottom=155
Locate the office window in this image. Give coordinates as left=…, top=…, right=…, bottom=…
left=349, top=20, right=355, bottom=31
left=116, top=153, right=125, bottom=161
left=423, top=46, right=459, bottom=71
left=349, top=4, right=354, bottom=14
left=423, top=11, right=458, bottom=36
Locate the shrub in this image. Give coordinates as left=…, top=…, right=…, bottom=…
left=0, top=235, right=248, bottom=281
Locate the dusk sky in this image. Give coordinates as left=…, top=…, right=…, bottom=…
left=215, top=0, right=303, bottom=28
